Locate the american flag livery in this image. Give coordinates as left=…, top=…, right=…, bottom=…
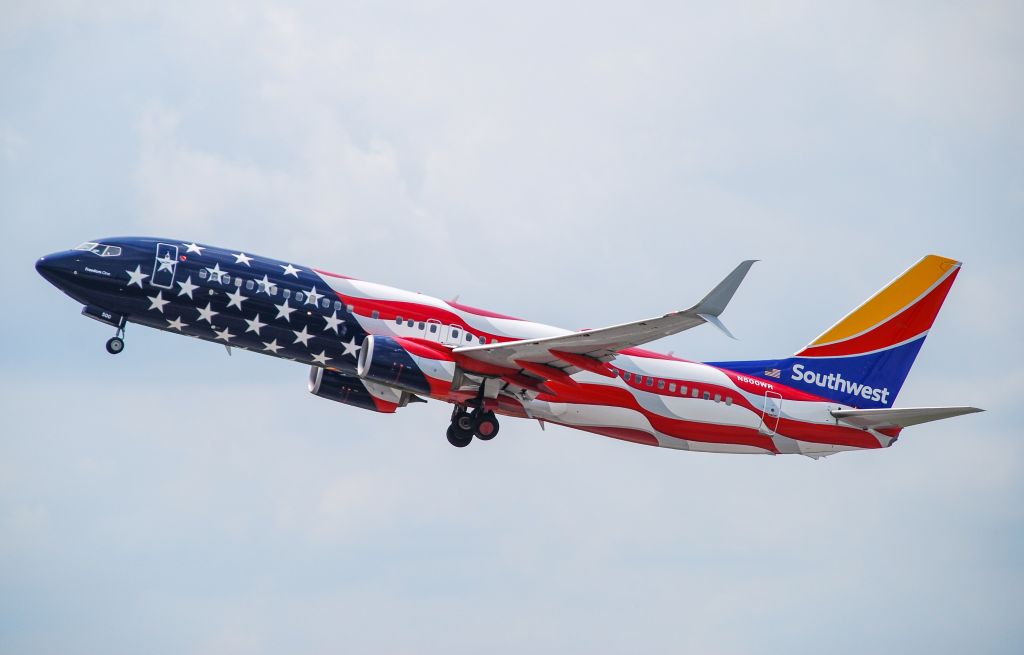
left=36, top=238, right=983, bottom=457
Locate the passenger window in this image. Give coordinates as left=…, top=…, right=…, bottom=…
left=679, top=385, right=687, bottom=395
left=430, top=324, right=438, bottom=333
left=396, top=316, right=403, bottom=324
left=703, top=391, right=710, bottom=400
left=283, top=289, right=291, bottom=299
left=451, top=329, right=460, bottom=339
left=657, top=380, right=665, bottom=390
left=692, top=389, right=699, bottom=398
left=235, top=278, right=243, bottom=287
left=199, top=269, right=208, bottom=279
left=371, top=310, right=380, bottom=319
left=335, top=301, right=342, bottom=311
left=295, top=292, right=305, bottom=302
left=622, top=372, right=631, bottom=381
left=321, top=298, right=330, bottom=309
left=491, top=338, right=498, bottom=344
left=346, top=304, right=354, bottom=312
left=669, top=383, right=676, bottom=393
left=646, top=377, right=654, bottom=387
left=725, top=397, right=733, bottom=406
left=465, top=333, right=472, bottom=341
left=714, top=394, right=721, bottom=403
left=418, top=322, right=425, bottom=330
left=636, top=375, right=643, bottom=385
left=245, top=280, right=254, bottom=291
left=478, top=336, right=486, bottom=344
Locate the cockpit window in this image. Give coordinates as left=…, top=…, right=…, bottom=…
left=74, top=242, right=103, bottom=254
left=74, top=242, right=121, bottom=257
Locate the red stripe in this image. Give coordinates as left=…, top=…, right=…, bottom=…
left=797, top=268, right=959, bottom=357
left=447, top=300, right=524, bottom=321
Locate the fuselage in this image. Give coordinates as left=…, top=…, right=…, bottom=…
left=36, top=237, right=892, bottom=457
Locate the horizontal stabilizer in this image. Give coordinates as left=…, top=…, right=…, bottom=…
left=830, top=406, right=983, bottom=430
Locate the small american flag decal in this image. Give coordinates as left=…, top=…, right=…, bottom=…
left=764, top=368, right=781, bottom=379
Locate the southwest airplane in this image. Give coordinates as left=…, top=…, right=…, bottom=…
left=36, top=238, right=981, bottom=456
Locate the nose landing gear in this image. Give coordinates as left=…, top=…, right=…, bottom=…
left=105, top=326, right=126, bottom=355
left=447, top=406, right=500, bottom=447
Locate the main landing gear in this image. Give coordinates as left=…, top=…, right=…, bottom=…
left=446, top=406, right=500, bottom=448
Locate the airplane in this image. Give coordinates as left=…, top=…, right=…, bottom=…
left=36, top=238, right=982, bottom=456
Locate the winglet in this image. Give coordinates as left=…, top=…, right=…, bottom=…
left=697, top=313, right=737, bottom=340
left=693, top=260, right=757, bottom=316
left=690, top=260, right=756, bottom=338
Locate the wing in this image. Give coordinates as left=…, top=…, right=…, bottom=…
left=453, top=260, right=756, bottom=374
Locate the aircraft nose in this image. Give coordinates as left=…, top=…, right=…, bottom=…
left=35, top=250, right=76, bottom=285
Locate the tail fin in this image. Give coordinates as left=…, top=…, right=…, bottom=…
left=709, top=255, right=962, bottom=408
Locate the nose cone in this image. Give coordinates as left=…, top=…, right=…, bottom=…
left=35, top=250, right=77, bottom=287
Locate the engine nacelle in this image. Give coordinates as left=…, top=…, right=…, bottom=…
left=308, top=366, right=412, bottom=413
left=356, top=335, right=454, bottom=396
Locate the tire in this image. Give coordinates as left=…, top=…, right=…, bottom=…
left=455, top=412, right=475, bottom=432
left=446, top=425, right=473, bottom=448
left=474, top=411, right=499, bottom=441
left=105, top=337, right=125, bottom=355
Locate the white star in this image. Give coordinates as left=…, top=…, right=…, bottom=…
left=341, top=336, right=361, bottom=358
left=148, top=291, right=169, bottom=313
left=322, top=311, right=343, bottom=334
left=262, top=339, right=283, bottom=354
left=225, top=288, right=246, bottom=310
left=166, top=316, right=188, bottom=331
left=280, top=263, right=301, bottom=277
left=126, top=265, right=148, bottom=288
left=214, top=326, right=234, bottom=342
left=206, top=263, right=228, bottom=284
left=275, top=300, right=296, bottom=322
left=156, top=254, right=176, bottom=272
left=292, top=325, right=313, bottom=346
left=304, top=285, right=323, bottom=305
left=232, top=252, right=253, bottom=266
left=176, top=276, right=198, bottom=299
left=255, top=274, right=277, bottom=296
left=183, top=242, right=204, bottom=255
left=244, top=314, right=267, bottom=335
left=196, top=302, right=218, bottom=324
left=311, top=350, right=330, bottom=366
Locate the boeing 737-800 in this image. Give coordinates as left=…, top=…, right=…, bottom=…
left=36, top=238, right=981, bottom=456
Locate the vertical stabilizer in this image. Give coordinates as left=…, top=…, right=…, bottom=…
left=709, top=255, right=961, bottom=408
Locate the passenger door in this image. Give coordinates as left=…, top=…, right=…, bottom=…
left=150, top=243, right=179, bottom=289
left=759, top=391, right=783, bottom=435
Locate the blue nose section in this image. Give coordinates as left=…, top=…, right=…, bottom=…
left=35, top=250, right=77, bottom=286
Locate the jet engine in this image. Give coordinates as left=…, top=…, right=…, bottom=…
left=356, top=335, right=454, bottom=396
left=308, top=366, right=418, bottom=413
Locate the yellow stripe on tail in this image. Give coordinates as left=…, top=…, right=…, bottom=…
left=808, top=254, right=960, bottom=347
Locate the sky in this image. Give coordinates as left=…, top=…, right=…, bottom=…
left=2, top=1, right=1023, bottom=653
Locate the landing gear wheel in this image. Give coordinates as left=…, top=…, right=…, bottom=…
left=473, top=410, right=500, bottom=441
left=105, top=336, right=125, bottom=355
left=446, top=425, right=473, bottom=448
left=455, top=412, right=476, bottom=433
